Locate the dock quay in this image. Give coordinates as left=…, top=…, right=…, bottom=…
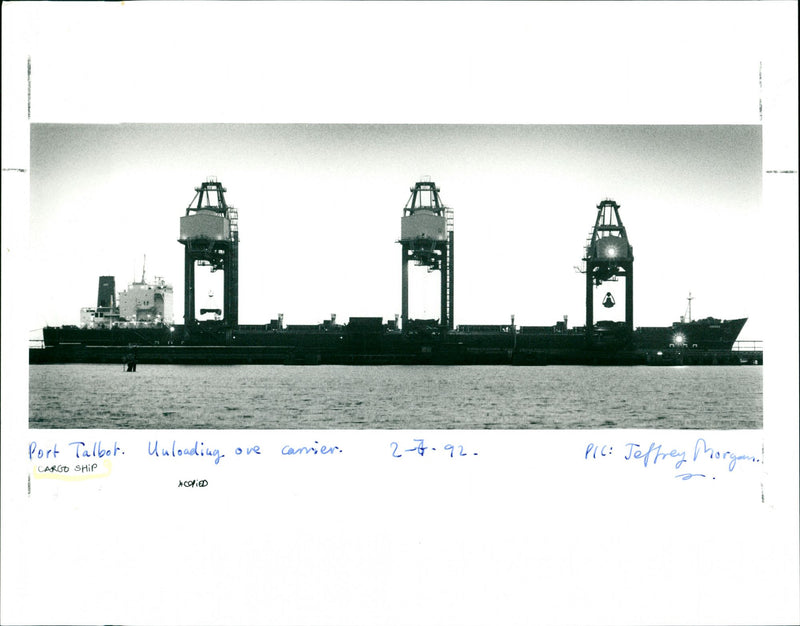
left=29, top=343, right=762, bottom=367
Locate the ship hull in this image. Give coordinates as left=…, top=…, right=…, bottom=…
left=33, top=317, right=757, bottom=366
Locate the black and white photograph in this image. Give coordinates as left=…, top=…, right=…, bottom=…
left=2, top=3, right=797, bottom=626
left=28, top=123, right=764, bottom=430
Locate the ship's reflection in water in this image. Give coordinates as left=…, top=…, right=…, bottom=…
left=29, top=364, right=762, bottom=430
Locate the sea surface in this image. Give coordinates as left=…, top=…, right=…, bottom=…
left=28, top=364, right=763, bottom=430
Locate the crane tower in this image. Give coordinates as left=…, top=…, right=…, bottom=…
left=399, top=179, right=454, bottom=330
left=178, top=178, right=239, bottom=330
left=582, top=199, right=633, bottom=344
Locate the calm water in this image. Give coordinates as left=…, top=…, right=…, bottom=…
left=28, top=364, right=762, bottom=430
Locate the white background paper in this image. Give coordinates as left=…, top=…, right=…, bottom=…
left=2, top=2, right=798, bottom=625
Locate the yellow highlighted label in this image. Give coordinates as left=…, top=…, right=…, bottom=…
left=33, top=459, right=112, bottom=481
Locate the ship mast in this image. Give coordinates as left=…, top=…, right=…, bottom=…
left=685, top=292, right=693, bottom=323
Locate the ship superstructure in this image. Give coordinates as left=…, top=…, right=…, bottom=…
left=79, top=265, right=173, bottom=329
left=118, top=275, right=174, bottom=325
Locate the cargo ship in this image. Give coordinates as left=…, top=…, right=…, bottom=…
left=31, top=179, right=758, bottom=366
left=35, top=310, right=750, bottom=366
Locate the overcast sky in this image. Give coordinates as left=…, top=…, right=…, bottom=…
left=29, top=123, right=763, bottom=337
